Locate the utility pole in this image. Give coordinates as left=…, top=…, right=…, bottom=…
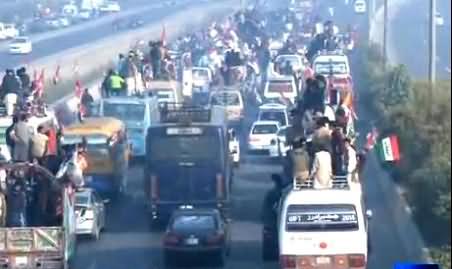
left=428, top=0, right=436, bottom=86
left=383, top=0, right=388, bottom=71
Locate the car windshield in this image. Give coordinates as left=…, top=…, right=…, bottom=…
left=103, top=102, right=145, bottom=123
left=75, top=194, right=90, bottom=205
left=314, top=62, right=348, bottom=75
left=193, top=69, right=209, bottom=80
left=286, top=204, right=359, bottom=232
left=259, top=111, right=287, bottom=126
left=278, top=128, right=287, bottom=137
left=252, top=124, right=278, bottom=134
left=210, top=92, right=240, bottom=106
left=172, top=214, right=217, bottom=231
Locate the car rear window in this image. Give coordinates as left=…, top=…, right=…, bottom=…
left=210, top=92, right=241, bottom=106
left=171, top=214, right=217, bottom=231
left=286, top=204, right=359, bottom=232
left=259, top=111, right=287, bottom=126
left=252, top=124, right=278, bottom=134
left=267, top=81, right=294, bottom=93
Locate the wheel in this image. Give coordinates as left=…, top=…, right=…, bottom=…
left=214, top=250, right=226, bottom=267
left=262, top=239, right=278, bottom=261
left=92, top=224, right=100, bottom=241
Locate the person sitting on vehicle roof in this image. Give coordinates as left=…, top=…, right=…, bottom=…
left=312, top=116, right=332, bottom=154
left=310, top=142, right=333, bottom=189
left=290, top=137, right=310, bottom=184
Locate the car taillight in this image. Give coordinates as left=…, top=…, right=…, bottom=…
left=348, top=254, right=366, bottom=267
left=206, top=233, right=224, bottom=245
left=216, top=173, right=224, bottom=199
left=249, top=137, right=259, bottom=142
left=334, top=255, right=348, bottom=267
left=299, top=257, right=314, bottom=268
left=163, top=232, right=180, bottom=245
left=270, top=139, right=276, bottom=145
left=280, top=255, right=296, bottom=269
left=150, top=174, right=159, bottom=201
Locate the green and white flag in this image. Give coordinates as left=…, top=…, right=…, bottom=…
left=377, top=135, right=401, bottom=162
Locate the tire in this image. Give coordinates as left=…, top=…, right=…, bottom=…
left=92, top=224, right=100, bottom=241
left=262, top=239, right=278, bottom=261
left=214, top=250, right=226, bottom=267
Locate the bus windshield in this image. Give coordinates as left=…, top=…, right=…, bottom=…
left=103, top=102, right=146, bottom=123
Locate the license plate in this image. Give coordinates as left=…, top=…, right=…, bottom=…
left=316, top=256, right=331, bottom=264
left=185, top=238, right=199, bottom=245
left=15, top=256, right=28, bottom=265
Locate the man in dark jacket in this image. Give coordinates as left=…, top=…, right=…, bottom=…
left=1, top=69, right=21, bottom=98
left=149, top=41, right=162, bottom=79
left=17, top=67, right=31, bottom=91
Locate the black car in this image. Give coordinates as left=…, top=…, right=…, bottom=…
left=163, top=207, right=231, bottom=267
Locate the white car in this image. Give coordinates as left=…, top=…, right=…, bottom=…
left=248, top=120, right=281, bottom=153
left=9, top=37, right=32, bottom=54
left=2, top=24, right=19, bottom=39
left=258, top=103, right=290, bottom=127
left=100, top=1, right=121, bottom=12
left=354, top=0, right=367, bottom=14
left=75, top=188, right=107, bottom=240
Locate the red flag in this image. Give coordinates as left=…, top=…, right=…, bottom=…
left=160, top=24, right=166, bottom=46
left=74, top=80, right=83, bottom=98
left=53, top=65, right=61, bottom=85
left=365, top=127, right=379, bottom=150
left=35, top=69, right=45, bottom=98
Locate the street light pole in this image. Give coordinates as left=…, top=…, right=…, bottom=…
left=383, top=0, right=388, bottom=71
left=428, top=0, right=436, bottom=86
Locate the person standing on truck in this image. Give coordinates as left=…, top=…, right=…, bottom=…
left=30, top=126, right=49, bottom=165
left=5, top=115, right=18, bottom=156
left=109, top=71, right=125, bottom=96
left=7, top=179, right=27, bottom=227
left=10, top=113, right=30, bottom=162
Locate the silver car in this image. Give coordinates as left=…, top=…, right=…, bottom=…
left=75, top=188, right=107, bottom=240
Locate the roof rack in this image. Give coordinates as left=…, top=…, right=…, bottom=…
left=293, top=175, right=350, bottom=190
left=159, top=102, right=211, bottom=123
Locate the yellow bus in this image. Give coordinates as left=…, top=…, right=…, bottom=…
left=61, top=117, right=129, bottom=197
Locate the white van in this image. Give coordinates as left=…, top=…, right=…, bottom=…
left=278, top=177, right=370, bottom=269
left=264, top=78, right=298, bottom=106
left=99, top=96, right=159, bottom=157
left=312, top=52, right=351, bottom=77
left=209, top=90, right=245, bottom=127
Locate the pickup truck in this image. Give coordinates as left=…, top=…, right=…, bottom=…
left=0, top=163, right=77, bottom=269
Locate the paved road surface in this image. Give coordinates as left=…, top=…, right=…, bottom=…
left=69, top=2, right=427, bottom=269
left=0, top=0, right=195, bottom=70
left=388, top=0, right=451, bottom=79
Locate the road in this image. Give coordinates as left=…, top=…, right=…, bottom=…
left=67, top=2, right=428, bottom=269
left=0, top=0, right=195, bottom=70
left=388, top=0, right=451, bottom=79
